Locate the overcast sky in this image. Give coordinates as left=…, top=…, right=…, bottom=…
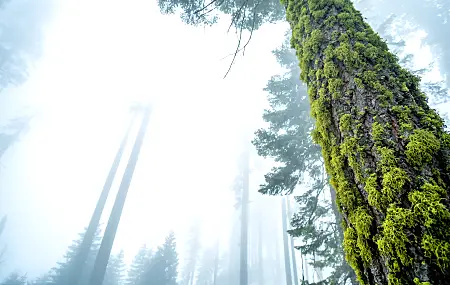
left=0, top=0, right=448, bottom=280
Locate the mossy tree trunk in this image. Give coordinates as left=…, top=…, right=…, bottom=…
left=283, top=0, right=450, bottom=284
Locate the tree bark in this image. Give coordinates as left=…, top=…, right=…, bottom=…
left=284, top=0, right=450, bottom=284
left=281, top=197, right=293, bottom=285
left=67, top=112, right=137, bottom=285
left=89, top=105, right=152, bottom=285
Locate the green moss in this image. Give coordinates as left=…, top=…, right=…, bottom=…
left=377, top=205, right=414, bottom=268
left=354, top=77, right=363, bottom=89
left=413, top=278, right=431, bottom=285
left=372, top=121, right=384, bottom=144
left=421, top=234, right=450, bottom=270
left=381, top=167, right=408, bottom=205
left=343, top=227, right=365, bottom=284
left=409, top=183, right=450, bottom=228
left=350, top=207, right=373, bottom=264
left=378, top=146, right=397, bottom=173
left=405, top=129, right=441, bottom=167
left=339, top=113, right=352, bottom=132
left=365, top=173, right=382, bottom=209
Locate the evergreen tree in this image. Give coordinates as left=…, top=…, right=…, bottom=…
left=0, top=0, right=53, bottom=89
left=126, top=245, right=152, bottom=285
left=140, top=232, right=178, bottom=285
left=49, top=226, right=103, bottom=285
left=103, top=251, right=126, bottom=285
left=0, top=273, right=27, bottom=285
left=195, top=247, right=216, bottom=285
left=180, top=222, right=201, bottom=285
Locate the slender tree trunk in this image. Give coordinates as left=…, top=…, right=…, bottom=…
left=257, top=214, right=264, bottom=285
left=285, top=0, right=450, bottom=284
left=275, top=219, right=282, bottom=283
left=89, top=105, right=152, bottom=285
left=239, top=149, right=249, bottom=285
left=286, top=198, right=299, bottom=285
left=213, top=241, right=219, bottom=285
left=281, top=197, right=293, bottom=285
left=67, top=113, right=137, bottom=285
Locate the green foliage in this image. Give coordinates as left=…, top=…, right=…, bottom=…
left=157, top=0, right=284, bottom=31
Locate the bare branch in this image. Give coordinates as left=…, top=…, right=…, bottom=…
left=223, top=9, right=246, bottom=79
left=194, top=0, right=220, bottom=14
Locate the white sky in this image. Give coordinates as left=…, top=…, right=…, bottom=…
left=0, top=0, right=448, bottom=281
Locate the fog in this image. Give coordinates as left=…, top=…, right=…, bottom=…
left=0, top=0, right=449, bottom=285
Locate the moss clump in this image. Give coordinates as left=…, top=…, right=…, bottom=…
left=372, top=121, right=384, bottom=144
left=350, top=207, right=373, bottom=264
left=405, top=129, right=441, bottom=167
left=365, top=173, right=382, bottom=209
left=340, top=113, right=352, bottom=132
left=421, top=234, right=450, bottom=270
left=381, top=167, right=409, bottom=205
left=377, top=205, right=414, bottom=268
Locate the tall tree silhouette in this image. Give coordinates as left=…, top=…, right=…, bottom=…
left=67, top=110, right=138, bottom=285
left=89, top=104, right=152, bottom=285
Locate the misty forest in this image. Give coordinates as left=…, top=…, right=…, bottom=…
left=0, top=0, right=449, bottom=285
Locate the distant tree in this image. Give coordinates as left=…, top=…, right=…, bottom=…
left=0, top=116, right=31, bottom=161
left=49, top=226, right=102, bottom=285
left=0, top=215, right=7, bottom=265
left=195, top=247, right=217, bottom=285
left=140, top=232, right=178, bottom=285
left=0, top=0, right=53, bottom=90
left=89, top=105, right=152, bottom=285
left=103, top=251, right=126, bottom=285
left=180, top=221, right=201, bottom=285
left=0, top=273, right=27, bottom=285
left=126, top=245, right=152, bottom=285
left=68, top=110, right=138, bottom=285
left=281, top=198, right=293, bottom=285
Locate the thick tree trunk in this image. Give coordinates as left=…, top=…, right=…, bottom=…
left=281, top=197, right=293, bottom=285
left=239, top=149, right=249, bottom=285
left=286, top=198, right=299, bottom=285
left=67, top=113, right=137, bottom=285
left=89, top=105, right=152, bottom=285
left=284, top=0, right=450, bottom=284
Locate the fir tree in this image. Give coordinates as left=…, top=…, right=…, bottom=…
left=0, top=273, right=27, bottom=285
left=126, top=245, right=152, bottom=285
left=140, top=232, right=178, bottom=285
left=195, top=247, right=216, bottom=285
left=180, top=222, right=201, bottom=285
left=103, top=251, right=126, bottom=285
left=0, top=0, right=53, bottom=89
left=49, top=226, right=102, bottom=285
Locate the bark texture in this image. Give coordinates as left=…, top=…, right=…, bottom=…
left=283, top=0, right=450, bottom=284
